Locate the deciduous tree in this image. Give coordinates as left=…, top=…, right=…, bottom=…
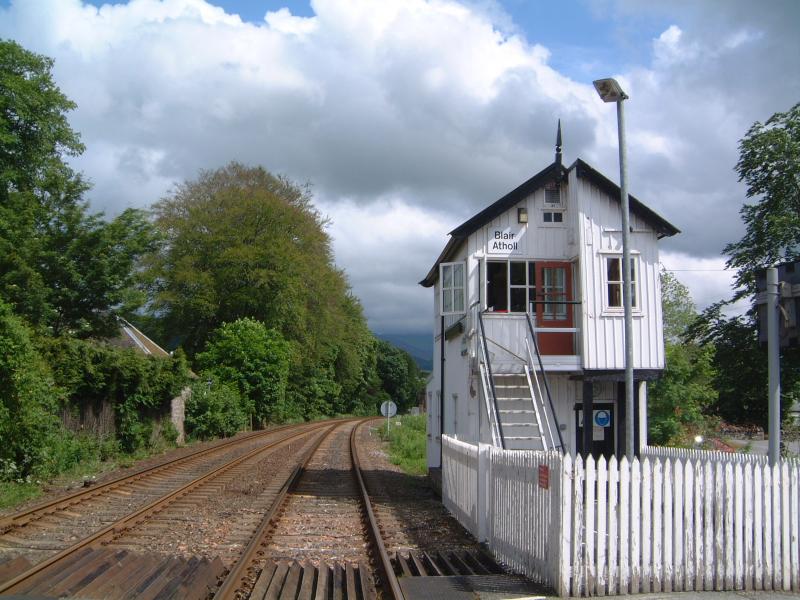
left=648, top=270, right=717, bottom=445
left=724, top=102, right=800, bottom=298
left=0, top=40, right=157, bottom=336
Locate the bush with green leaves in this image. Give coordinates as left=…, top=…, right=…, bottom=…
left=0, top=300, right=61, bottom=480
left=196, top=318, right=290, bottom=425
left=41, top=336, right=190, bottom=452
left=185, top=381, right=248, bottom=440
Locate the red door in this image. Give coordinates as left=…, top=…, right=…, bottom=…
left=535, top=262, right=574, bottom=355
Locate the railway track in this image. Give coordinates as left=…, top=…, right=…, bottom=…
left=0, top=418, right=546, bottom=599
left=0, top=421, right=336, bottom=598
left=215, top=419, right=394, bottom=600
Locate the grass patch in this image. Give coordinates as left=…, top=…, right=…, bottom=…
left=378, top=414, right=427, bottom=476
left=0, top=481, right=42, bottom=511
left=0, top=431, right=183, bottom=513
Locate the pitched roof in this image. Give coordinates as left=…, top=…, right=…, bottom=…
left=110, top=318, right=171, bottom=357
left=419, top=158, right=679, bottom=287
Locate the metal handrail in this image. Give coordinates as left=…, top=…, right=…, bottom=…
left=477, top=310, right=506, bottom=449
left=525, top=312, right=565, bottom=452
left=523, top=338, right=555, bottom=451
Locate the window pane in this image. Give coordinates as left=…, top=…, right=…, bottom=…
left=454, top=288, right=464, bottom=312
left=631, top=282, right=637, bottom=308
left=453, top=263, right=464, bottom=288
left=555, top=294, right=567, bottom=318
left=543, top=212, right=553, bottom=223
left=528, top=262, right=536, bottom=287
left=510, top=288, right=527, bottom=312
left=553, top=212, right=563, bottom=223
left=510, top=261, right=526, bottom=285
left=607, top=257, right=621, bottom=282
left=543, top=267, right=565, bottom=291
left=608, top=283, right=621, bottom=307
left=487, top=261, right=508, bottom=311
left=443, top=289, right=453, bottom=312
left=442, top=264, right=452, bottom=289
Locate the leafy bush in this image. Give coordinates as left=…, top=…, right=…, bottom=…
left=185, top=381, right=248, bottom=440
left=0, top=300, right=62, bottom=480
left=40, top=336, right=190, bottom=452
left=196, top=318, right=290, bottom=425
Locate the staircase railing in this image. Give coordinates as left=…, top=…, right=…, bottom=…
left=476, top=307, right=505, bottom=449
left=524, top=313, right=565, bottom=452
left=523, top=340, right=556, bottom=451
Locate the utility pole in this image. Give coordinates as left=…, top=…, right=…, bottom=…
left=767, top=267, right=781, bottom=466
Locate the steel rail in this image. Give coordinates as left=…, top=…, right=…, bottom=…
left=212, top=420, right=347, bottom=599
left=0, top=423, right=303, bottom=534
left=351, top=420, right=405, bottom=600
left=0, top=421, right=335, bottom=595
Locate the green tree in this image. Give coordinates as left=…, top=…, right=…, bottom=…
left=0, top=40, right=158, bottom=336
left=724, top=102, right=800, bottom=298
left=689, top=102, right=800, bottom=430
left=144, top=163, right=379, bottom=417
left=196, top=318, right=291, bottom=425
left=660, top=269, right=697, bottom=344
left=376, top=339, right=424, bottom=413
left=0, top=39, right=83, bottom=198
left=648, top=271, right=717, bottom=445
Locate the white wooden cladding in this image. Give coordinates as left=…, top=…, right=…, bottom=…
left=441, top=436, right=800, bottom=596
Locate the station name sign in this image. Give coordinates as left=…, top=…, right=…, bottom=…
left=488, top=226, right=525, bottom=255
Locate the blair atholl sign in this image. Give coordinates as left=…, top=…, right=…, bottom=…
left=488, top=226, right=525, bottom=255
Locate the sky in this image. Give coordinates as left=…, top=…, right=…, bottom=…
left=2, top=0, right=798, bottom=335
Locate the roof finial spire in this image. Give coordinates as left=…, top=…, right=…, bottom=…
left=555, top=119, right=562, bottom=166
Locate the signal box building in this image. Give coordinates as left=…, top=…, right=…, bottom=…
left=420, top=133, right=679, bottom=468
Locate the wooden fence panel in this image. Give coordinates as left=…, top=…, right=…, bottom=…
left=673, top=458, right=684, bottom=592
left=640, top=458, right=652, bottom=594
left=619, top=457, right=630, bottom=594
left=631, top=457, right=641, bottom=593
left=596, top=455, right=608, bottom=596
left=607, top=456, right=619, bottom=596
left=585, top=456, right=597, bottom=595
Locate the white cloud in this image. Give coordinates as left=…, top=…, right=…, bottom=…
left=2, top=0, right=796, bottom=333
left=318, top=197, right=452, bottom=332
left=659, top=251, right=748, bottom=317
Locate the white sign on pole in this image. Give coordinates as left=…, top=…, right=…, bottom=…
left=381, top=400, right=397, bottom=436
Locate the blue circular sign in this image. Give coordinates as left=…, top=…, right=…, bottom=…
left=594, top=410, right=611, bottom=427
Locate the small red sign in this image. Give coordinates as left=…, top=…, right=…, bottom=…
left=538, top=464, right=549, bottom=489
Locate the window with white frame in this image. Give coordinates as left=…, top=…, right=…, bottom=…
left=605, top=256, right=638, bottom=309
left=542, top=210, right=564, bottom=224
left=440, top=262, right=465, bottom=315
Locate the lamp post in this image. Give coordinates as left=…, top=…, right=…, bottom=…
left=594, top=77, right=635, bottom=458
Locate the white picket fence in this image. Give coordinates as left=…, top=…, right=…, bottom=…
left=642, top=444, right=800, bottom=467
left=442, top=436, right=800, bottom=596
left=441, top=436, right=479, bottom=534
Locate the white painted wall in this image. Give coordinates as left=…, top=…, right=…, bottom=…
left=573, top=169, right=665, bottom=370
left=426, top=163, right=668, bottom=466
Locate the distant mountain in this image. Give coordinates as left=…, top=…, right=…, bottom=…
left=376, top=332, right=433, bottom=371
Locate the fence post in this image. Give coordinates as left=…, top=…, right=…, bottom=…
left=478, top=443, right=489, bottom=542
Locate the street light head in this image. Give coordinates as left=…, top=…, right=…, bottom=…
left=593, top=78, right=628, bottom=102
